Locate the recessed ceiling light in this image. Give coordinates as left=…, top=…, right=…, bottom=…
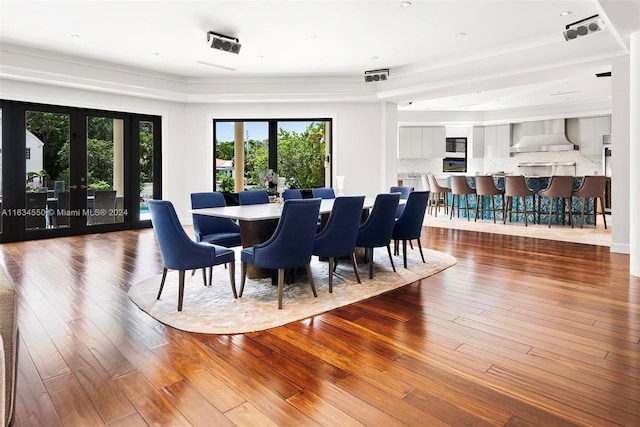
left=152, top=52, right=160, bottom=56
left=456, top=32, right=467, bottom=38
left=370, top=56, right=379, bottom=60
left=400, top=2, right=412, bottom=8
left=559, top=11, right=572, bottom=16
left=70, top=34, right=80, bottom=38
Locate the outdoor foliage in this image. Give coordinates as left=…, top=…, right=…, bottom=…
left=218, top=122, right=325, bottom=189
left=25, top=112, right=153, bottom=191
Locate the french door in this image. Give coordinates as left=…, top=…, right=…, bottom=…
left=0, top=101, right=161, bottom=242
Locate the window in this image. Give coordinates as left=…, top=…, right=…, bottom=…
left=213, top=119, right=332, bottom=193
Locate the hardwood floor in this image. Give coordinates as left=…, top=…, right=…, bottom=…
left=1, top=226, right=638, bottom=426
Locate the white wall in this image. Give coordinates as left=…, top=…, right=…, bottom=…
left=611, top=60, right=631, bottom=255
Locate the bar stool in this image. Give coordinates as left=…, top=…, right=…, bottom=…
left=571, top=175, right=607, bottom=229
left=474, top=175, right=504, bottom=223
left=503, top=175, right=536, bottom=226
left=537, top=175, right=574, bottom=228
left=427, top=173, right=451, bottom=217
left=449, top=176, right=476, bottom=221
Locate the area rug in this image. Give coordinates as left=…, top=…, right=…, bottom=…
left=128, top=247, right=456, bottom=334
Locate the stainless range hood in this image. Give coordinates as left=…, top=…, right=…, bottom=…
left=510, top=119, right=576, bottom=153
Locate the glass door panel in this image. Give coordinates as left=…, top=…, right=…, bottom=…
left=139, top=120, right=154, bottom=221
left=25, top=110, right=71, bottom=231
left=86, top=116, right=125, bottom=225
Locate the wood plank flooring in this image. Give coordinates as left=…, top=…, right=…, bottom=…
left=1, top=226, right=638, bottom=426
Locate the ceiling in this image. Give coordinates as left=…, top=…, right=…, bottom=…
left=0, top=0, right=638, bottom=114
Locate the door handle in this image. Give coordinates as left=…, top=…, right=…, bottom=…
left=69, top=185, right=89, bottom=190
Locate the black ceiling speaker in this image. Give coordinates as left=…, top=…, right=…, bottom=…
left=596, top=71, right=612, bottom=78
left=563, top=15, right=604, bottom=41
left=364, top=69, right=389, bottom=83
left=207, top=31, right=241, bottom=54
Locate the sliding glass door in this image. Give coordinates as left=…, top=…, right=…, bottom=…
left=0, top=101, right=161, bottom=242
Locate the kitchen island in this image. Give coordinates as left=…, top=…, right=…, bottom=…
left=445, top=175, right=597, bottom=225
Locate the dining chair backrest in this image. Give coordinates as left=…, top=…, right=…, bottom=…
left=93, top=190, right=117, bottom=224
left=390, top=185, right=413, bottom=218
left=389, top=186, right=413, bottom=199
left=283, top=188, right=303, bottom=200
left=421, top=174, right=430, bottom=191
left=356, top=192, right=401, bottom=248
left=504, top=175, right=534, bottom=196
left=573, top=175, right=606, bottom=198
left=239, top=190, right=270, bottom=205
left=313, top=196, right=365, bottom=258
left=392, top=191, right=430, bottom=241
left=475, top=175, right=502, bottom=196
left=250, top=198, right=322, bottom=270
left=539, top=175, right=574, bottom=198
left=450, top=176, right=475, bottom=195
left=25, top=192, right=47, bottom=230
left=311, top=187, right=336, bottom=199
left=428, top=173, right=450, bottom=192
left=148, top=200, right=217, bottom=271
left=191, top=192, right=241, bottom=246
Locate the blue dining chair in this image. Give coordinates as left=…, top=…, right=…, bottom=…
left=191, top=192, right=241, bottom=247
left=391, top=190, right=430, bottom=269
left=239, top=198, right=321, bottom=309
left=239, top=190, right=270, bottom=205
left=356, top=192, right=400, bottom=279
left=312, top=187, right=336, bottom=199
left=312, top=196, right=365, bottom=292
left=283, top=188, right=303, bottom=200
left=390, top=185, right=413, bottom=218
left=148, top=200, right=236, bottom=311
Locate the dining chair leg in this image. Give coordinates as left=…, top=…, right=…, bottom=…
left=157, top=267, right=168, bottom=300
left=208, top=266, right=212, bottom=286
left=305, top=263, right=317, bottom=298
left=228, top=262, right=237, bottom=298
left=402, top=239, right=408, bottom=269
left=579, top=196, right=586, bottom=228
left=239, top=262, right=248, bottom=297
left=368, top=247, right=374, bottom=279
left=417, top=239, right=425, bottom=263
left=599, top=197, right=607, bottom=229
left=177, top=270, right=185, bottom=311
left=387, top=245, right=396, bottom=273
left=201, top=267, right=207, bottom=286
left=277, top=268, right=285, bottom=309
left=351, top=253, right=361, bottom=284
left=328, top=257, right=335, bottom=293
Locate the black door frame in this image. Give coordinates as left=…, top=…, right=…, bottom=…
left=0, top=100, right=161, bottom=242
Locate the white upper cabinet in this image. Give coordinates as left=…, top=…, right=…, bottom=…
left=398, top=126, right=446, bottom=158
left=432, top=127, right=446, bottom=158
left=579, top=116, right=610, bottom=156
left=484, top=124, right=511, bottom=158
left=471, top=126, right=484, bottom=158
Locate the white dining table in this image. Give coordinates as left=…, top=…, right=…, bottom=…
left=190, top=196, right=380, bottom=222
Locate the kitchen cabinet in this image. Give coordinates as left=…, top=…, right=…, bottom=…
left=471, top=126, right=484, bottom=158
left=398, top=126, right=446, bottom=158
left=484, top=124, right=511, bottom=158
left=432, top=127, right=446, bottom=158
left=579, top=116, right=610, bottom=156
